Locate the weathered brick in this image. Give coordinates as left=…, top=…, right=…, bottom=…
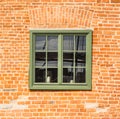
left=0, top=0, right=120, bottom=119
left=111, top=0, right=120, bottom=3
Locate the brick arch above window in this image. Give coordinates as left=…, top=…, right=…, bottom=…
left=29, top=7, right=95, bottom=28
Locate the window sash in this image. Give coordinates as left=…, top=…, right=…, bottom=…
left=30, top=30, right=92, bottom=90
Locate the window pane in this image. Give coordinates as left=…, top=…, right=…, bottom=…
left=63, top=52, right=74, bottom=66
left=75, top=68, right=85, bottom=83
left=47, top=52, right=58, bottom=67
left=35, top=68, right=45, bottom=83
left=47, top=68, right=57, bottom=83
left=75, top=53, right=86, bottom=67
left=48, top=36, right=58, bottom=50
left=63, top=68, right=73, bottom=83
left=63, top=36, right=74, bottom=50
left=35, top=52, right=46, bottom=67
left=35, top=36, right=46, bottom=50
left=75, top=36, right=86, bottom=51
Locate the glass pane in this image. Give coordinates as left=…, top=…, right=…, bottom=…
left=35, top=36, right=46, bottom=50
left=47, top=52, right=58, bottom=67
left=63, top=68, right=73, bottom=83
left=75, top=36, right=86, bottom=51
left=48, top=36, right=58, bottom=50
left=35, top=52, right=46, bottom=67
left=75, top=53, right=86, bottom=67
left=47, top=68, right=57, bottom=83
left=63, top=36, right=74, bottom=50
left=35, top=68, right=45, bottom=83
left=63, top=52, right=74, bottom=66
left=75, top=68, right=85, bottom=83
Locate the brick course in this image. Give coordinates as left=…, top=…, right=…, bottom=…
left=0, top=0, right=120, bottom=119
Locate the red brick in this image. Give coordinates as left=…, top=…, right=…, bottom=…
left=0, top=0, right=120, bottom=119
left=111, top=0, right=120, bottom=3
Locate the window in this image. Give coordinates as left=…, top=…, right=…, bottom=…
left=30, top=30, right=92, bottom=90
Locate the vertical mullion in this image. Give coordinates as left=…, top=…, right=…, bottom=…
left=46, top=35, right=47, bottom=83
left=73, top=35, right=76, bottom=83
left=58, top=34, right=62, bottom=84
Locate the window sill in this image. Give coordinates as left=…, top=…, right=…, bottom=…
left=30, top=83, right=92, bottom=90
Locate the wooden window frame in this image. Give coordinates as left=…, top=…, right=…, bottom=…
left=30, top=30, right=92, bottom=90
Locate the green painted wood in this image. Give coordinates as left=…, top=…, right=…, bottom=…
left=45, top=35, right=47, bottom=83
left=29, top=30, right=92, bottom=90
left=73, top=35, right=76, bottom=83
left=30, top=29, right=92, bottom=34
left=29, top=31, right=33, bottom=89
left=86, top=30, right=92, bottom=90
left=58, top=34, right=62, bottom=84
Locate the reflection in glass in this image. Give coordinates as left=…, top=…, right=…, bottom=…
left=75, top=68, right=85, bottom=83
left=75, top=36, right=86, bottom=51
left=35, top=36, right=46, bottom=50
left=63, top=52, right=74, bottom=66
left=35, top=52, right=46, bottom=67
left=75, top=53, right=86, bottom=67
left=35, top=68, right=45, bottom=82
left=63, top=68, right=73, bottom=83
left=48, top=36, right=58, bottom=50
left=47, top=68, right=57, bottom=83
left=47, top=52, right=58, bottom=67
left=63, top=36, right=74, bottom=50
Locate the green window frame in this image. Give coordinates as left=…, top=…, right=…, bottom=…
left=30, top=30, right=92, bottom=90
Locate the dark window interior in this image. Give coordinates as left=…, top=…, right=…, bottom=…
left=35, top=35, right=86, bottom=83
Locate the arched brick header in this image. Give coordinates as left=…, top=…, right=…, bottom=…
left=29, top=6, right=94, bottom=28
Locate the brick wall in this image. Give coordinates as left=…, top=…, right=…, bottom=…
left=0, top=0, right=120, bottom=119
